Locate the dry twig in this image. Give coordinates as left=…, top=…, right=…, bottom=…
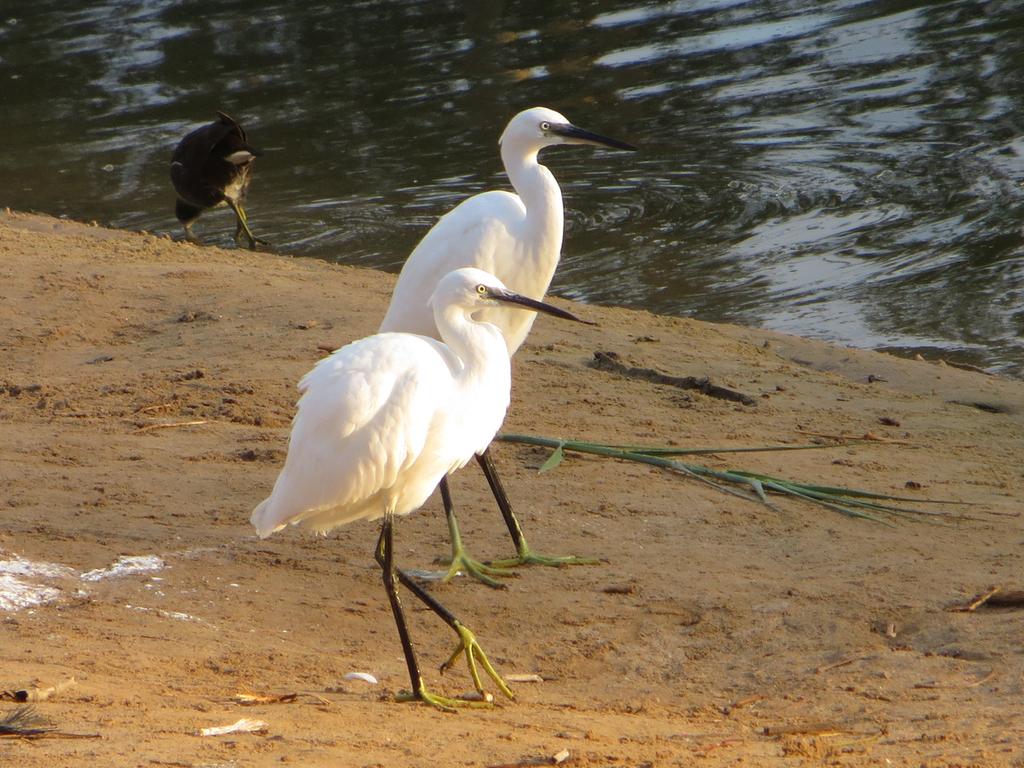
left=1, top=677, right=77, bottom=703
left=722, top=694, right=766, bottom=714
left=762, top=722, right=846, bottom=737
left=231, top=692, right=298, bottom=706
left=133, top=403, right=176, bottom=414
left=948, top=586, right=1002, bottom=612
left=795, top=429, right=915, bottom=445
left=964, top=669, right=997, bottom=688
left=505, top=674, right=545, bottom=684
left=815, top=654, right=870, bottom=674
left=590, top=350, right=757, bottom=405
left=132, top=419, right=209, bottom=434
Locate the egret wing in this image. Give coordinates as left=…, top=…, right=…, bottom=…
left=250, top=335, right=451, bottom=536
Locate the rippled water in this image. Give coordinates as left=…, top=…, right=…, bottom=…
left=1, top=0, right=1022, bottom=374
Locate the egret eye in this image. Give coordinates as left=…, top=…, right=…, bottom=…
left=540, top=121, right=550, bottom=132
left=476, top=284, right=488, bottom=295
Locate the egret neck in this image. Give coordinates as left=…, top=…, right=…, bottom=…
left=500, top=137, right=564, bottom=299
left=434, top=301, right=512, bottom=404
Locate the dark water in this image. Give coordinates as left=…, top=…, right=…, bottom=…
left=2, top=0, right=1023, bottom=375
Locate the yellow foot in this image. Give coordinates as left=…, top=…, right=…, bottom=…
left=488, top=549, right=603, bottom=569
left=235, top=235, right=270, bottom=250
left=440, top=622, right=515, bottom=702
left=396, top=684, right=495, bottom=712
left=439, top=549, right=517, bottom=589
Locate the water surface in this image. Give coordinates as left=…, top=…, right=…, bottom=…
left=2, top=0, right=1022, bottom=374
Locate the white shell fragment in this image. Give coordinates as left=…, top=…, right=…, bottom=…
left=505, top=673, right=544, bottom=683
left=456, top=691, right=494, bottom=703
left=552, top=748, right=571, bottom=764
left=198, top=718, right=268, bottom=736
left=342, top=672, right=378, bottom=685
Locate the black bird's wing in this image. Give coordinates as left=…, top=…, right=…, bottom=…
left=171, top=112, right=260, bottom=208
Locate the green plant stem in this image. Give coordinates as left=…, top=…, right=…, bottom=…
left=495, top=433, right=955, bottom=521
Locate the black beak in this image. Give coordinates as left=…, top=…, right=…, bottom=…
left=488, top=287, right=595, bottom=325
left=551, top=123, right=636, bottom=152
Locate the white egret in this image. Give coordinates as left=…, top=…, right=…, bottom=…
left=379, top=106, right=635, bottom=585
left=170, top=111, right=266, bottom=249
left=251, top=268, right=589, bottom=710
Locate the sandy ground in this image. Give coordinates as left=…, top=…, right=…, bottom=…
left=0, top=210, right=1022, bottom=767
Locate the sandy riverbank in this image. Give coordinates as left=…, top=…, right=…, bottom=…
left=1, top=211, right=1022, bottom=766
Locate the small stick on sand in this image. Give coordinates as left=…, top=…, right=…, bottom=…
left=133, top=403, right=176, bottom=414
left=505, top=674, right=545, bottom=684
left=964, top=669, right=997, bottom=688
left=762, top=722, right=846, bottom=737
left=2, top=677, right=77, bottom=703
left=722, top=694, right=766, bottom=714
left=948, top=586, right=1001, bottom=612
left=695, top=738, right=746, bottom=755
left=795, top=429, right=915, bottom=446
left=915, top=668, right=998, bottom=690
left=132, top=420, right=209, bottom=434
left=815, top=654, right=870, bottom=673
left=301, top=692, right=332, bottom=706
left=590, top=350, right=757, bottom=405
left=230, top=692, right=298, bottom=706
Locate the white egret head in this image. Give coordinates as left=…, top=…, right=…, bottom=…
left=428, top=267, right=591, bottom=324
left=499, top=106, right=636, bottom=154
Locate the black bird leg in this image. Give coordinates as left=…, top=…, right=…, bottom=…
left=438, top=476, right=515, bottom=588
left=375, top=509, right=512, bottom=710
left=476, top=446, right=601, bottom=569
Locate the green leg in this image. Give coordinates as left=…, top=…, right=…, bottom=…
left=439, top=477, right=515, bottom=589
left=375, top=510, right=513, bottom=711
left=226, top=198, right=267, bottom=250
left=477, top=447, right=602, bottom=569
left=182, top=221, right=201, bottom=244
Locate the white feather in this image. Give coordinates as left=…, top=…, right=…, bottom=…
left=379, top=108, right=575, bottom=355
left=251, top=269, right=514, bottom=538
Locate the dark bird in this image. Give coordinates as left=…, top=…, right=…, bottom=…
left=170, top=111, right=265, bottom=249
